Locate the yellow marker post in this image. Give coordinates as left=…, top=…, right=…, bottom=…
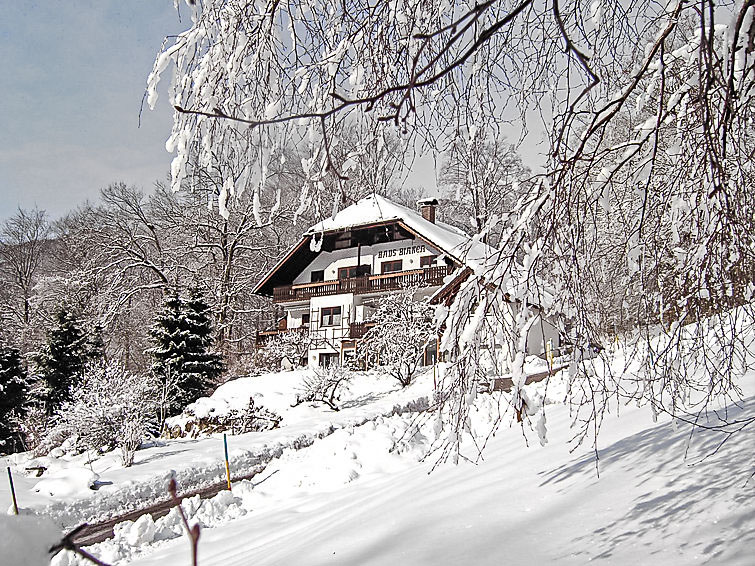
left=223, top=434, right=232, bottom=491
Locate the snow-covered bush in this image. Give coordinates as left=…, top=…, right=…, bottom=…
left=295, top=366, right=353, bottom=411
left=164, top=396, right=281, bottom=439
left=257, top=329, right=311, bottom=370
left=50, top=362, right=159, bottom=466
left=18, top=404, right=53, bottom=454
left=359, top=289, right=435, bottom=387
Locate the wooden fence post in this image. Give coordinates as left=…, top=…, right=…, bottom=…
left=7, top=467, right=19, bottom=515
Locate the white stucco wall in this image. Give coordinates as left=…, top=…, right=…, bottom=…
left=304, top=293, right=355, bottom=365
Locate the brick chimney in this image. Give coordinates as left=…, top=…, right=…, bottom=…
left=417, top=198, right=439, bottom=224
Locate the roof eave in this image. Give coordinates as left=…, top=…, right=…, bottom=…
left=252, top=235, right=312, bottom=296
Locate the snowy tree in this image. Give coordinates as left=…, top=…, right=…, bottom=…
left=295, top=365, right=354, bottom=411
left=52, top=362, right=159, bottom=467
left=0, top=208, right=49, bottom=350
left=54, top=180, right=301, bottom=370
left=0, top=346, right=29, bottom=454
left=149, top=1, right=755, bottom=450
left=34, top=305, right=100, bottom=416
left=359, top=289, right=435, bottom=387
left=438, top=132, right=531, bottom=245
left=148, top=289, right=224, bottom=419
left=183, top=288, right=225, bottom=381
left=258, top=329, right=311, bottom=370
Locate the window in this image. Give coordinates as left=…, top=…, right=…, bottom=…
left=381, top=259, right=403, bottom=274
left=319, top=352, right=339, bottom=368
left=321, top=306, right=342, bottom=326
left=338, top=265, right=371, bottom=279
left=302, top=313, right=310, bottom=325
left=338, top=266, right=358, bottom=280
left=420, top=255, right=437, bottom=268
left=333, top=233, right=352, bottom=249
left=311, top=270, right=324, bottom=283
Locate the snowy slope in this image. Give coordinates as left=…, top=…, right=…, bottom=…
left=72, top=371, right=752, bottom=566
left=1, top=369, right=433, bottom=528
left=119, top=377, right=753, bottom=566
left=4, top=360, right=754, bottom=565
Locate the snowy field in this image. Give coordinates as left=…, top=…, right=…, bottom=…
left=2, top=361, right=754, bottom=566
left=123, top=376, right=754, bottom=566
left=1, top=369, right=432, bottom=528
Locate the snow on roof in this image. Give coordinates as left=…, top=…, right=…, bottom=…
left=307, top=194, right=493, bottom=269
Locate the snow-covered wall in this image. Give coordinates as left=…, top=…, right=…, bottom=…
left=527, top=315, right=561, bottom=356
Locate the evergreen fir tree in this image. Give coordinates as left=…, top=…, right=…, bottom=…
left=148, top=289, right=224, bottom=417
left=35, top=306, right=91, bottom=415
left=182, top=288, right=224, bottom=398
left=0, top=346, right=29, bottom=454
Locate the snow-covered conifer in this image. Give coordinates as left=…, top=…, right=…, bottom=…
left=148, top=289, right=224, bottom=419
left=183, top=288, right=225, bottom=384
left=0, top=346, right=29, bottom=454
left=34, top=305, right=99, bottom=415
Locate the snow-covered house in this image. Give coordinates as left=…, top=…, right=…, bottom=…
left=253, top=195, right=560, bottom=367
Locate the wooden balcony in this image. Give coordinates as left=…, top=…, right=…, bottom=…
left=255, top=326, right=308, bottom=347
left=349, top=321, right=377, bottom=339
left=272, top=265, right=452, bottom=303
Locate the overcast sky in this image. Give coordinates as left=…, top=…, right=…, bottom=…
left=0, top=1, right=187, bottom=222
left=0, top=1, right=551, bottom=225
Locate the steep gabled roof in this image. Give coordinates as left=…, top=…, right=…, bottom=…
left=308, top=195, right=491, bottom=267
left=252, top=194, right=495, bottom=297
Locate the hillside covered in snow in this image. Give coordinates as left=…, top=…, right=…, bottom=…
left=2, top=354, right=753, bottom=566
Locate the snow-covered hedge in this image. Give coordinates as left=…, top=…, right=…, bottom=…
left=165, top=396, right=281, bottom=439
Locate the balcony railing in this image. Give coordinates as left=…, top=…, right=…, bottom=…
left=349, top=321, right=377, bottom=339
left=272, top=265, right=452, bottom=303
left=255, top=326, right=308, bottom=347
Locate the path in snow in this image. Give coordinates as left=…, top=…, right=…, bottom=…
left=1, top=370, right=433, bottom=531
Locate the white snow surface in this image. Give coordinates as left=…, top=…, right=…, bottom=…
left=2, top=361, right=754, bottom=565
left=307, top=194, right=493, bottom=268
left=0, top=514, right=61, bottom=566
left=113, top=369, right=754, bottom=566
left=1, top=369, right=432, bottom=529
